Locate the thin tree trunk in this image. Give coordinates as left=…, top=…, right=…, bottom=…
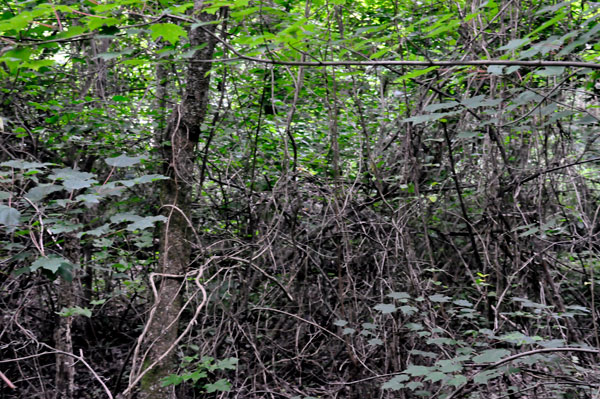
left=133, top=5, right=217, bottom=399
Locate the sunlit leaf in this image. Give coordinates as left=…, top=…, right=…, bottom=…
left=150, top=23, right=187, bottom=45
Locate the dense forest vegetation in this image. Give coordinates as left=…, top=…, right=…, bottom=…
left=2, top=0, right=600, bottom=398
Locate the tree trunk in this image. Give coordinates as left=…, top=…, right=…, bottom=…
left=134, top=6, right=217, bottom=399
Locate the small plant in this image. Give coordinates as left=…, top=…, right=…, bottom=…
left=161, top=355, right=238, bottom=393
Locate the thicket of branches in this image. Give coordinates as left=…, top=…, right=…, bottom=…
left=2, top=0, right=600, bottom=398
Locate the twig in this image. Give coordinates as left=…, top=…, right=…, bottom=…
left=0, top=371, right=16, bottom=389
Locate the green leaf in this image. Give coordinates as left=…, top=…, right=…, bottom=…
left=0, top=205, right=21, bottom=230
left=399, top=305, right=418, bottom=316
left=425, top=371, right=446, bottom=382
left=374, top=303, right=397, bottom=313
left=405, top=365, right=431, bottom=376
left=395, top=66, right=439, bottom=83
left=405, top=381, right=423, bottom=390
left=453, top=299, right=473, bottom=307
left=31, top=256, right=74, bottom=274
left=382, top=374, right=409, bottom=390
left=427, top=337, right=454, bottom=345
left=127, top=215, right=167, bottom=231
left=424, top=101, right=459, bottom=112
left=368, top=338, right=383, bottom=345
left=58, top=306, right=92, bottom=318
left=387, top=291, right=411, bottom=300
left=447, top=374, right=467, bottom=387
left=50, top=168, right=97, bottom=190
left=150, top=23, right=187, bottom=45
left=25, top=184, right=63, bottom=202
left=472, top=349, right=511, bottom=363
left=402, top=112, right=456, bottom=124
left=474, top=369, right=502, bottom=384
left=204, top=378, right=231, bottom=393
left=487, top=65, right=504, bottom=75
left=216, top=357, right=238, bottom=370
left=1, top=160, right=50, bottom=170
left=437, top=359, right=463, bottom=373
left=535, top=67, right=565, bottom=77
left=333, top=319, right=348, bottom=327
left=498, top=38, right=530, bottom=51
left=161, top=374, right=183, bottom=387
left=105, top=154, right=144, bottom=167
left=429, top=294, right=451, bottom=303
left=405, top=323, right=424, bottom=331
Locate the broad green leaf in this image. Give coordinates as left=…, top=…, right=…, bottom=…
left=204, top=378, right=231, bottom=393
left=425, top=371, right=446, bottom=382
left=26, top=184, right=63, bottom=202
left=429, top=294, right=451, bottom=303
left=399, top=305, right=418, bottom=316
left=1, top=160, right=50, bottom=169
left=161, top=374, right=183, bottom=387
left=58, top=306, right=92, bottom=318
left=368, top=338, right=383, bottom=345
left=119, top=174, right=169, bottom=186
left=105, top=154, right=144, bottom=167
left=127, top=215, right=167, bottom=231
left=31, top=256, right=73, bottom=274
left=424, top=101, right=459, bottom=112
left=474, top=369, right=502, bottom=384
left=537, top=339, right=566, bottom=348
left=387, top=291, right=411, bottom=300
left=405, top=323, right=423, bottom=331
left=150, top=23, right=187, bottom=45
left=0, top=205, right=21, bottom=230
left=342, top=328, right=356, bottom=335
left=333, top=319, right=348, bottom=327
left=498, top=38, right=530, bottom=51
left=472, top=349, right=511, bottom=363
left=437, top=359, right=463, bottom=373
left=77, top=194, right=101, bottom=204
left=487, top=65, right=504, bottom=75
left=382, top=374, right=409, bottom=390
left=374, top=303, right=396, bottom=313
left=427, top=337, right=454, bottom=345
left=50, top=168, right=97, bottom=190
left=395, top=66, right=439, bottom=83
left=535, top=67, right=565, bottom=77
left=405, top=381, right=423, bottom=390
left=405, top=365, right=430, bottom=376
left=87, top=16, right=121, bottom=31
left=82, top=224, right=111, bottom=237
left=110, top=212, right=142, bottom=223
left=402, top=112, right=456, bottom=124
left=47, top=221, right=83, bottom=234
left=23, top=59, right=55, bottom=71
left=362, top=322, right=377, bottom=329
left=453, top=299, right=473, bottom=307
left=216, top=357, right=238, bottom=370
left=447, top=374, right=467, bottom=387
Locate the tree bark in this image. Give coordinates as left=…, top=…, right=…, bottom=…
left=134, top=6, right=217, bottom=399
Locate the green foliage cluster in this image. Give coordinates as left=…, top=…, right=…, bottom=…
left=1, top=0, right=600, bottom=398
